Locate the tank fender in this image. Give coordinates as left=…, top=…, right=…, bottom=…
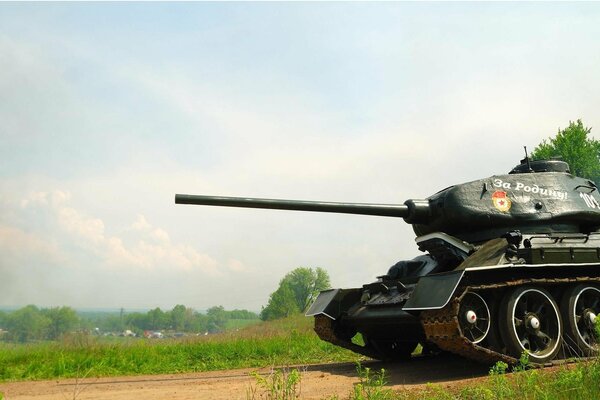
left=402, top=270, right=465, bottom=311
left=305, top=288, right=362, bottom=320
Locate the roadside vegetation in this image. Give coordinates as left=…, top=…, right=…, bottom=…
left=390, top=354, right=600, bottom=400
left=0, top=314, right=356, bottom=382
left=245, top=357, right=600, bottom=400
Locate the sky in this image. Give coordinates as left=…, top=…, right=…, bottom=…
left=1, top=3, right=600, bottom=311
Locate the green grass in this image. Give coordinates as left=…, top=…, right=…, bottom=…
left=391, top=357, right=600, bottom=400
left=247, top=368, right=302, bottom=400
left=0, top=315, right=358, bottom=382
left=244, top=358, right=600, bottom=400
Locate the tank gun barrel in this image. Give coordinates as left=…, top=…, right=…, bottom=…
left=175, top=194, right=416, bottom=218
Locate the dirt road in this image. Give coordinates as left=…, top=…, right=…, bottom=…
left=0, top=354, right=491, bottom=400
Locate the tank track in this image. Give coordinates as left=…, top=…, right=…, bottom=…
left=421, top=277, right=600, bottom=366
left=315, top=277, right=600, bottom=366
left=314, top=314, right=382, bottom=359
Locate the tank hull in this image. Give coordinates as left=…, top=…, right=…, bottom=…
left=309, top=260, right=600, bottom=365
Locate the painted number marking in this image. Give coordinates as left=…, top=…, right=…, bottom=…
left=580, top=192, right=600, bottom=209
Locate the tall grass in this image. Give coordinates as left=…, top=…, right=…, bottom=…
left=0, top=315, right=357, bottom=382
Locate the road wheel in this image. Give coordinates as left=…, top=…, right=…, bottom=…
left=458, top=292, right=491, bottom=344
left=561, top=285, right=600, bottom=357
left=499, top=286, right=562, bottom=363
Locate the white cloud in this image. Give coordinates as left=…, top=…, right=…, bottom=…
left=14, top=191, right=219, bottom=275
left=58, top=206, right=105, bottom=244
left=227, top=259, right=247, bottom=272
left=131, top=214, right=152, bottom=231
left=0, top=224, right=62, bottom=264
left=131, top=215, right=171, bottom=244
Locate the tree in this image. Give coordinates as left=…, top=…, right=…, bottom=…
left=260, top=267, right=331, bottom=321
left=260, top=281, right=299, bottom=321
left=5, top=305, right=51, bottom=342
left=125, top=312, right=149, bottom=332
left=206, top=306, right=228, bottom=333
left=170, top=304, right=187, bottom=331
left=147, top=307, right=169, bottom=330
left=102, top=314, right=126, bottom=332
left=42, top=306, right=79, bottom=339
left=187, top=310, right=208, bottom=333
left=531, top=120, right=600, bottom=183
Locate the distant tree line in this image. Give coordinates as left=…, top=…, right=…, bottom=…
left=98, top=305, right=258, bottom=335
left=0, top=265, right=330, bottom=342
left=0, top=266, right=332, bottom=341
left=0, top=304, right=258, bottom=342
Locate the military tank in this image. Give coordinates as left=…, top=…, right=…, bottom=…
left=175, top=157, right=600, bottom=365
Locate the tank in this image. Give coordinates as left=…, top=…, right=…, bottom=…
left=175, top=158, right=600, bottom=365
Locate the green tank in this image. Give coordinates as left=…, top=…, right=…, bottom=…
left=175, top=158, right=600, bottom=365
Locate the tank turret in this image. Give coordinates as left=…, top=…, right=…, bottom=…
left=176, top=159, right=600, bottom=243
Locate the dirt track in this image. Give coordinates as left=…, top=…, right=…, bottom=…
left=0, top=354, right=492, bottom=400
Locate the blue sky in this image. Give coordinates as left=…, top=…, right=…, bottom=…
left=1, top=3, right=600, bottom=310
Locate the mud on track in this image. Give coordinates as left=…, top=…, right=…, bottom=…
left=0, top=354, right=491, bottom=400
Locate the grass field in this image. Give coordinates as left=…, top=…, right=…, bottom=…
left=2, top=315, right=600, bottom=400
left=0, top=315, right=357, bottom=382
